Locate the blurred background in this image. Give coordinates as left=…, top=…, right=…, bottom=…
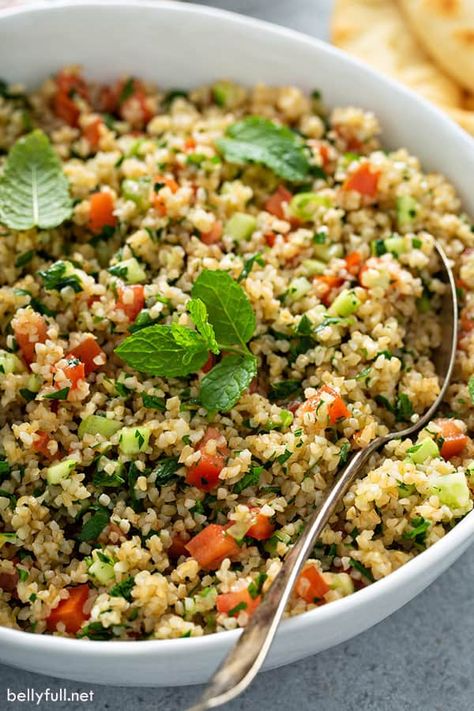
left=0, top=1, right=473, bottom=710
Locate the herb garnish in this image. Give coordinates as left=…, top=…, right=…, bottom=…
left=152, top=457, right=180, bottom=486
left=216, top=117, right=310, bottom=182
left=268, top=380, right=302, bottom=402
left=78, top=508, right=109, bottom=542
left=116, top=270, right=258, bottom=412
left=402, top=516, right=430, bottom=545
left=233, top=464, right=264, bottom=494
left=38, top=261, right=83, bottom=293
left=110, top=576, right=135, bottom=602
left=0, top=130, right=72, bottom=230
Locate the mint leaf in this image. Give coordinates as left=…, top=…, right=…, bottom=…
left=192, top=270, right=256, bottom=348
left=115, top=324, right=209, bottom=377
left=216, top=117, right=310, bottom=183
left=188, top=298, right=219, bottom=354
left=170, top=323, right=207, bottom=356
left=0, top=130, right=72, bottom=230
left=200, top=354, right=257, bottom=412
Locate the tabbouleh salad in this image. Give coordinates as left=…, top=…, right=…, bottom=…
left=0, top=68, right=473, bottom=640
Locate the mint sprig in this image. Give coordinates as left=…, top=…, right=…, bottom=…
left=216, top=117, right=310, bottom=183
left=0, top=130, right=72, bottom=230
left=115, top=270, right=257, bottom=411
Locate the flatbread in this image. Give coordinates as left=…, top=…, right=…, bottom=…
left=399, top=0, right=474, bottom=94
left=331, top=0, right=474, bottom=134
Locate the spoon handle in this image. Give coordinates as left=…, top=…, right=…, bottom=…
left=187, top=444, right=376, bottom=711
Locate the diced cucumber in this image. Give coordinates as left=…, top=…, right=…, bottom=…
left=225, top=213, right=257, bottom=241
left=360, top=266, right=391, bottom=290
left=325, top=572, right=354, bottom=596
left=313, top=242, right=344, bottom=262
left=301, top=258, right=326, bottom=276
left=212, top=80, right=245, bottom=108
left=0, top=532, right=18, bottom=548
left=287, top=277, right=311, bottom=302
left=26, top=374, right=42, bottom=393
left=0, top=350, right=26, bottom=375
left=384, top=236, right=407, bottom=256
left=407, top=438, right=439, bottom=464
left=429, top=470, right=471, bottom=511
left=46, top=458, right=76, bottom=485
left=118, top=426, right=151, bottom=454
left=78, top=415, right=122, bottom=440
left=264, top=530, right=291, bottom=554
left=328, top=289, right=360, bottom=317
left=108, top=257, right=146, bottom=284
left=396, top=195, right=419, bottom=227
left=88, top=557, right=115, bottom=585
left=121, top=178, right=151, bottom=210
left=289, top=192, right=331, bottom=221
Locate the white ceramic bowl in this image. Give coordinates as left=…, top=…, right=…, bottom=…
left=1, top=0, right=473, bottom=687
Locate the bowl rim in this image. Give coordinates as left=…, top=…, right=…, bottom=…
left=0, top=0, right=473, bottom=656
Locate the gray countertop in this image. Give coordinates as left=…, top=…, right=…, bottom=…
left=1, top=1, right=472, bottom=709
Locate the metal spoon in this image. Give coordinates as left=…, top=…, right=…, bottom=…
left=187, top=241, right=458, bottom=711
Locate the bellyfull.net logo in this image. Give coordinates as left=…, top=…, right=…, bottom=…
left=6, top=688, right=95, bottom=704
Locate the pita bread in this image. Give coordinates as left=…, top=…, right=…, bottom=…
left=331, top=0, right=474, bottom=134
left=399, top=0, right=474, bottom=94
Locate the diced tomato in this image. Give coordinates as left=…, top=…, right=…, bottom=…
left=118, top=78, right=153, bottom=127
left=185, top=524, right=240, bottom=570
left=314, top=275, right=344, bottom=306
left=46, top=584, right=90, bottom=634
left=152, top=176, right=179, bottom=216
left=67, top=336, right=105, bottom=375
left=83, top=118, right=102, bottom=148
left=56, top=357, right=85, bottom=391
left=14, top=311, right=48, bottom=365
left=186, top=428, right=228, bottom=491
left=328, top=396, right=351, bottom=424
left=246, top=510, right=275, bottom=541
left=89, top=192, right=116, bottom=235
left=299, top=385, right=350, bottom=425
left=98, top=85, right=118, bottom=113
left=217, top=587, right=261, bottom=617
left=343, top=163, right=380, bottom=196
left=264, top=231, right=277, bottom=248
left=436, top=419, right=469, bottom=459
left=53, top=70, right=89, bottom=127
left=287, top=399, right=302, bottom=414
left=460, top=312, right=474, bottom=333
left=184, top=137, right=196, bottom=151
left=116, top=284, right=145, bottom=322
left=264, top=185, right=293, bottom=220
left=345, top=251, right=362, bottom=276
left=319, top=143, right=331, bottom=167
left=186, top=428, right=225, bottom=491
left=200, top=221, right=223, bottom=245
left=33, top=431, right=54, bottom=459
left=201, top=353, right=216, bottom=373
left=0, top=569, right=19, bottom=593
left=167, top=534, right=190, bottom=560
left=295, top=565, right=329, bottom=604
